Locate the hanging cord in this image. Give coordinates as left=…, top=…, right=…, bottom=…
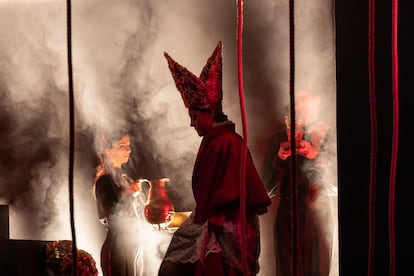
left=288, top=0, right=298, bottom=275
left=367, top=0, right=378, bottom=275
left=236, top=0, right=248, bottom=274
left=389, top=0, right=399, bottom=274
left=66, top=0, right=78, bottom=275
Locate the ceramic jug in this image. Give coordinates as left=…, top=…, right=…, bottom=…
left=143, top=177, right=175, bottom=230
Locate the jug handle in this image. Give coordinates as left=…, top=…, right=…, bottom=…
left=137, top=178, right=151, bottom=205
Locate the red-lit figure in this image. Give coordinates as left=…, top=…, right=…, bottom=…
left=261, top=89, right=336, bottom=276
left=158, top=41, right=271, bottom=276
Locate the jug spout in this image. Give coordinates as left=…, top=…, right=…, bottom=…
left=144, top=178, right=175, bottom=230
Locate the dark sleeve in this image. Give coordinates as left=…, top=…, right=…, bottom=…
left=95, top=175, right=119, bottom=219
left=245, top=149, right=272, bottom=215
left=260, top=131, right=286, bottom=194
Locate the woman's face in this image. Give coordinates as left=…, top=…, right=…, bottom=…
left=104, top=134, right=131, bottom=168
left=189, top=109, right=214, bottom=136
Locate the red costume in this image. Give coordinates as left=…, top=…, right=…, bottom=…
left=193, top=122, right=270, bottom=224
left=193, top=121, right=271, bottom=275
left=160, top=41, right=271, bottom=276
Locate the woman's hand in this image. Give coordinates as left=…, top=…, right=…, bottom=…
left=296, top=140, right=319, bottom=159
left=278, top=141, right=291, bottom=160
left=129, top=179, right=143, bottom=197
left=278, top=140, right=319, bottom=160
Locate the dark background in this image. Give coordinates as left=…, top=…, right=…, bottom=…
left=336, top=0, right=413, bottom=274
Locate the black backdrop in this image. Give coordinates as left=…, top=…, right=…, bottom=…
left=335, top=0, right=412, bottom=274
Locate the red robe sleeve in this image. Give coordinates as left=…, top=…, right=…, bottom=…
left=192, top=131, right=271, bottom=224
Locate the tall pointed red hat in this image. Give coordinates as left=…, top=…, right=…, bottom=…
left=164, top=41, right=223, bottom=111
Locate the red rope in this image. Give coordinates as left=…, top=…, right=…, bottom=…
left=368, top=1, right=399, bottom=274
left=236, top=0, right=248, bottom=274
left=367, top=0, right=377, bottom=275
left=389, top=0, right=399, bottom=274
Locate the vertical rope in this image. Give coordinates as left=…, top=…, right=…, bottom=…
left=66, top=0, right=77, bottom=275
left=236, top=0, right=248, bottom=274
left=389, top=0, right=399, bottom=274
left=367, top=0, right=377, bottom=275
left=288, top=0, right=298, bottom=274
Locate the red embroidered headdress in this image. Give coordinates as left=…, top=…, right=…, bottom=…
left=164, top=41, right=223, bottom=112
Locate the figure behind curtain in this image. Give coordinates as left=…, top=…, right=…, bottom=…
left=261, top=89, right=337, bottom=276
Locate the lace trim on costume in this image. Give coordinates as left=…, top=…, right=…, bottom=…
left=162, top=211, right=260, bottom=274
left=211, top=120, right=233, bottom=128
left=162, top=212, right=205, bottom=264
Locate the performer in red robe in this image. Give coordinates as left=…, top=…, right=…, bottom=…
left=158, top=41, right=271, bottom=276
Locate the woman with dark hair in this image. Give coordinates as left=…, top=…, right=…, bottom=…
left=158, top=41, right=271, bottom=276
left=93, top=133, right=145, bottom=276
